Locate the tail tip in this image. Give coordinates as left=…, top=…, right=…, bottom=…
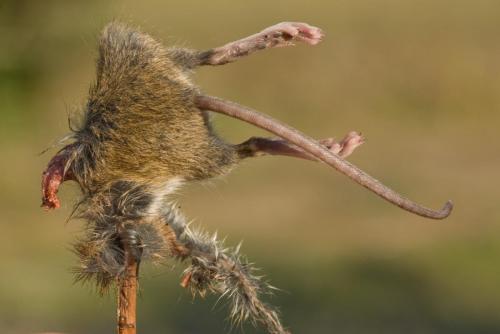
left=438, top=200, right=454, bottom=219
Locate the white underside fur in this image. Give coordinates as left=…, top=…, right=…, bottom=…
left=147, top=177, right=184, bottom=217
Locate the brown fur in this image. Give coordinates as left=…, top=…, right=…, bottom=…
left=71, top=22, right=237, bottom=195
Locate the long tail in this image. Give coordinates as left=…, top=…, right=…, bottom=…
left=195, top=95, right=453, bottom=220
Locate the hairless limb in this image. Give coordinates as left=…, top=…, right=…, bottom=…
left=197, top=22, right=323, bottom=66
left=41, top=143, right=77, bottom=210
left=237, top=131, right=365, bottom=160
left=195, top=94, right=453, bottom=220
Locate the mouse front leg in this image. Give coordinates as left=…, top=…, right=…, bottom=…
left=237, top=131, right=365, bottom=161
left=198, top=22, right=323, bottom=66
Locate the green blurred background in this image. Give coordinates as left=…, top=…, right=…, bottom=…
left=1, top=0, right=500, bottom=333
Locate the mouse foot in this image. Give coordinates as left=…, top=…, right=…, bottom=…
left=319, top=131, right=365, bottom=158
left=203, top=22, right=324, bottom=65
left=261, top=22, right=324, bottom=46
left=235, top=131, right=364, bottom=161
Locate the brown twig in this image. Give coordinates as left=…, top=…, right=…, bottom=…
left=117, top=241, right=138, bottom=334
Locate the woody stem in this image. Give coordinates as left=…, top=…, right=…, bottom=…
left=117, top=245, right=138, bottom=334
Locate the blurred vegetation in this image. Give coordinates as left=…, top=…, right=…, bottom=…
left=1, top=0, right=500, bottom=333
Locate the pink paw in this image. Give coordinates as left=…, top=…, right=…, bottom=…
left=262, top=22, right=324, bottom=46
left=319, top=131, right=365, bottom=158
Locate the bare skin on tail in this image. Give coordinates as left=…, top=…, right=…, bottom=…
left=196, top=95, right=452, bottom=220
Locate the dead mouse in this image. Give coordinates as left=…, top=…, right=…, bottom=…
left=40, top=22, right=453, bottom=334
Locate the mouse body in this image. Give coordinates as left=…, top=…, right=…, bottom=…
left=73, top=23, right=236, bottom=208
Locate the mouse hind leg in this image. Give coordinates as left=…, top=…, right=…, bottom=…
left=237, top=132, right=365, bottom=161
left=168, top=22, right=323, bottom=69
left=200, top=22, right=323, bottom=66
